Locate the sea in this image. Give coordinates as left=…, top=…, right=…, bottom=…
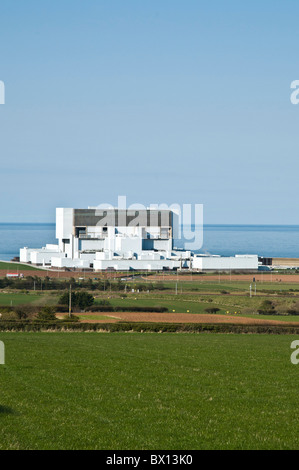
left=1, top=223, right=299, bottom=261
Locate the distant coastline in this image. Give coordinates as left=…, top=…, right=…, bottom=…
left=0, top=223, right=299, bottom=261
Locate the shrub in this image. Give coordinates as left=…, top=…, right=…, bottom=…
left=204, top=307, right=220, bottom=314
left=15, top=305, right=38, bottom=320
left=156, top=282, right=167, bottom=290
left=87, top=305, right=168, bottom=313
left=88, top=305, right=114, bottom=312
left=114, top=306, right=169, bottom=313
left=287, top=309, right=299, bottom=316
left=258, top=300, right=277, bottom=315
left=54, top=304, right=69, bottom=313
left=0, top=311, right=19, bottom=321
left=62, top=314, right=80, bottom=322
left=0, top=307, right=14, bottom=314
left=59, top=291, right=94, bottom=311
left=1, top=321, right=299, bottom=334
left=97, top=300, right=113, bottom=307
left=36, top=306, right=57, bottom=321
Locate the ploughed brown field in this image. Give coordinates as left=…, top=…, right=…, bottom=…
left=148, top=273, right=299, bottom=282
left=76, top=312, right=298, bottom=325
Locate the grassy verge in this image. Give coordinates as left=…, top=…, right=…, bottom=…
left=0, top=262, right=44, bottom=271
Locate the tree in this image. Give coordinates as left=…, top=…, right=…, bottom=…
left=59, top=291, right=94, bottom=311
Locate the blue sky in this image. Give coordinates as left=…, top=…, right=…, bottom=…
left=0, top=0, right=299, bottom=223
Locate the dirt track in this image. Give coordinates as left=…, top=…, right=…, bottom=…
left=77, top=312, right=298, bottom=326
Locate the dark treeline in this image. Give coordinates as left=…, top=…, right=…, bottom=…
left=0, top=276, right=167, bottom=292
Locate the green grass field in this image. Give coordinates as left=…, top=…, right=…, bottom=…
left=95, top=293, right=299, bottom=320
left=0, top=292, right=59, bottom=306
left=1, top=332, right=299, bottom=450
left=2, top=273, right=299, bottom=323
left=76, top=314, right=117, bottom=321
left=0, top=262, right=43, bottom=271
left=99, top=296, right=215, bottom=314
left=2, top=285, right=299, bottom=321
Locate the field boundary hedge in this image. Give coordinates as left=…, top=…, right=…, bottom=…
left=1, top=321, right=299, bottom=334
left=89, top=306, right=169, bottom=313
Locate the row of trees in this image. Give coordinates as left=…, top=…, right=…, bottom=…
left=0, top=276, right=166, bottom=292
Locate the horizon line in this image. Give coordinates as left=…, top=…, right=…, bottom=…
left=1, top=222, right=299, bottom=227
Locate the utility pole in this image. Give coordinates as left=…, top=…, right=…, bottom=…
left=69, top=284, right=72, bottom=317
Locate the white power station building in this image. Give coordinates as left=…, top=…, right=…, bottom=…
left=20, top=207, right=258, bottom=271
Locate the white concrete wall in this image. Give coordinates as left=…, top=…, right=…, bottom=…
left=45, top=244, right=59, bottom=250
left=30, top=251, right=54, bottom=265
left=20, top=248, right=30, bottom=263
left=193, top=255, right=258, bottom=271
left=80, top=253, right=98, bottom=261
left=116, top=226, right=142, bottom=236
left=20, top=247, right=60, bottom=265
left=115, top=236, right=142, bottom=255
left=96, top=251, right=112, bottom=260
left=94, top=258, right=182, bottom=271
left=152, top=239, right=172, bottom=251
left=172, top=210, right=180, bottom=239
left=80, top=239, right=105, bottom=252
left=86, top=226, right=105, bottom=237
left=51, top=257, right=90, bottom=268
left=56, top=208, right=74, bottom=240
left=138, top=252, right=161, bottom=260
